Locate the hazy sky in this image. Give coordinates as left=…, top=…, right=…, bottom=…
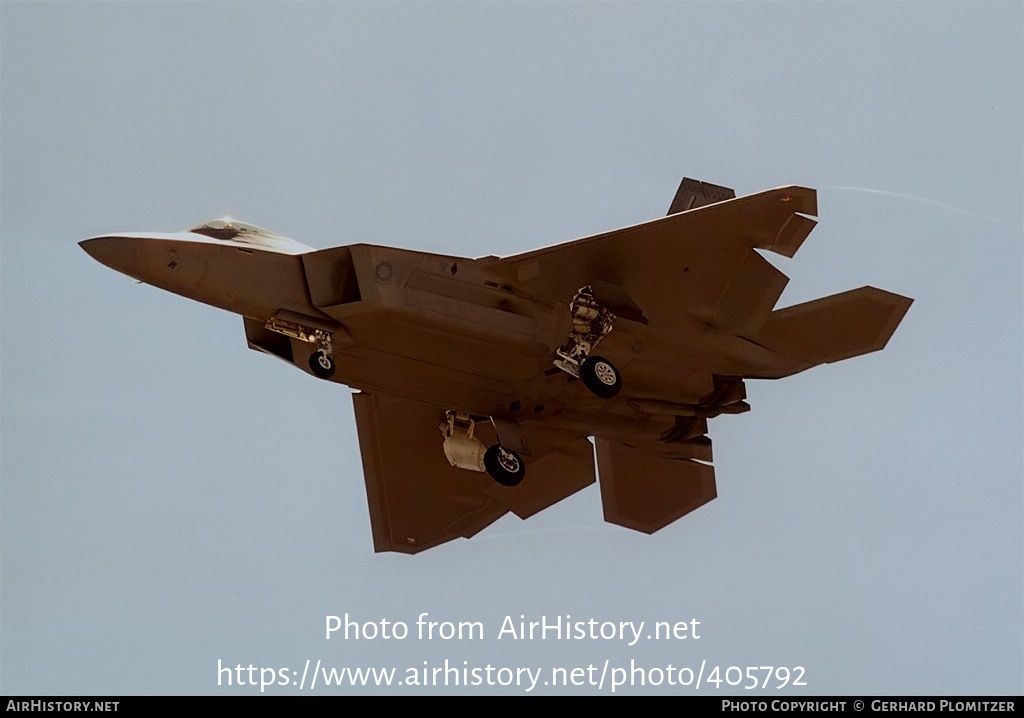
left=2, top=1, right=1021, bottom=695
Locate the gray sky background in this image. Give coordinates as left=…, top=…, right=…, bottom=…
left=2, top=1, right=1021, bottom=696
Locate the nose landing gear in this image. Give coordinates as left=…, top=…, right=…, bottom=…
left=309, top=349, right=336, bottom=379
left=263, top=314, right=338, bottom=380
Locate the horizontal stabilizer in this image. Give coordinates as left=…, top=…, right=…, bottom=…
left=753, top=287, right=913, bottom=368
left=595, top=438, right=717, bottom=534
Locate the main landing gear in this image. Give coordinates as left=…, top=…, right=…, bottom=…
left=554, top=285, right=623, bottom=398
left=483, top=445, right=525, bottom=487
left=579, top=355, right=622, bottom=399
left=440, top=411, right=525, bottom=487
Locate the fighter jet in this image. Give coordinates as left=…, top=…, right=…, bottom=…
left=80, top=178, right=912, bottom=554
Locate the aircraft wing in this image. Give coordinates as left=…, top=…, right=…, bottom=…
left=351, top=391, right=595, bottom=554
left=500, top=185, right=818, bottom=335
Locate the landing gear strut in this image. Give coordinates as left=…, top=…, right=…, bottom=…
left=554, top=286, right=622, bottom=398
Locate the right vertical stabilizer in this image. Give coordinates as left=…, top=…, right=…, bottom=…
left=667, top=177, right=736, bottom=215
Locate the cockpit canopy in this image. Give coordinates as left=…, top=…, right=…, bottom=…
left=188, top=218, right=312, bottom=254
left=190, top=217, right=288, bottom=242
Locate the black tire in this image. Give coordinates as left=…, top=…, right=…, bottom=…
left=580, top=355, right=621, bottom=398
left=484, top=445, right=525, bottom=487
left=308, top=350, right=336, bottom=379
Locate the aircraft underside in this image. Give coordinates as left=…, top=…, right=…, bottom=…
left=82, top=177, right=912, bottom=554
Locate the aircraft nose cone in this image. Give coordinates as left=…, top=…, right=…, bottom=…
left=80, top=236, right=129, bottom=270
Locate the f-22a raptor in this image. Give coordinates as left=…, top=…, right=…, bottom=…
left=81, top=178, right=912, bottom=554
